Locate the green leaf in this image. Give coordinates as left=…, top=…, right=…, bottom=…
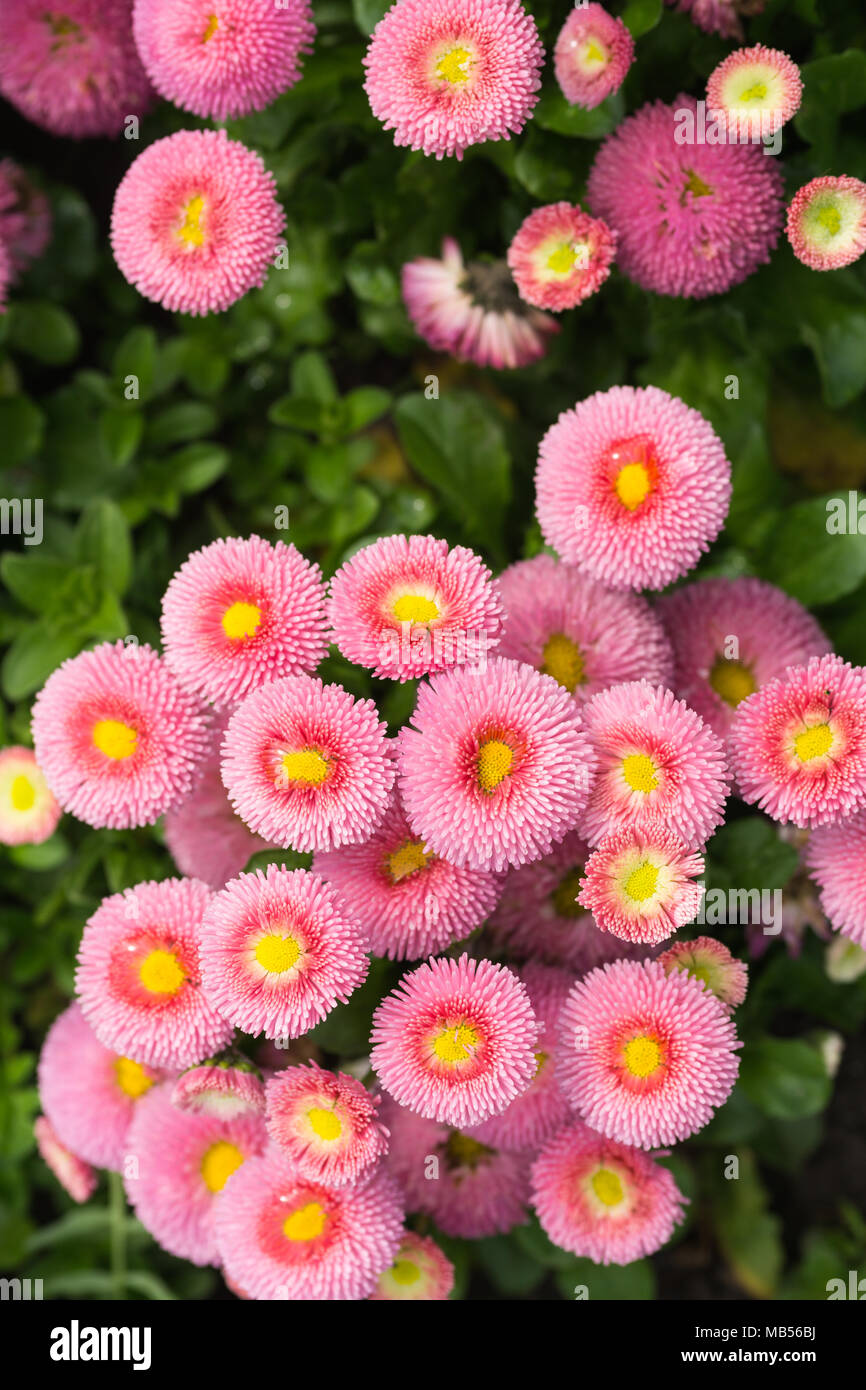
left=796, top=50, right=866, bottom=148
left=757, top=494, right=866, bottom=606
left=290, top=350, right=339, bottom=404
left=1, top=626, right=82, bottom=700
left=1, top=554, right=71, bottom=613
left=799, top=299, right=866, bottom=409
left=166, top=442, right=230, bottom=494
left=147, top=401, right=218, bottom=449
left=7, top=301, right=80, bottom=365
left=340, top=386, right=391, bottom=434
left=345, top=242, right=401, bottom=307
left=76, top=499, right=133, bottom=596
left=708, top=1150, right=784, bottom=1299
left=740, top=1037, right=832, bottom=1121
left=0, top=396, right=44, bottom=467
left=8, top=835, right=70, bottom=871
left=622, top=0, right=663, bottom=37
left=555, top=1258, right=656, bottom=1301
left=352, top=0, right=390, bottom=35
left=514, top=127, right=578, bottom=200
left=533, top=87, right=625, bottom=139
left=707, top=817, right=799, bottom=894
left=100, top=409, right=143, bottom=469
left=474, top=1235, right=545, bottom=1296
left=113, top=327, right=157, bottom=402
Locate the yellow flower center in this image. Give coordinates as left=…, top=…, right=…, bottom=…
left=92, top=719, right=137, bottom=761
left=614, top=462, right=652, bottom=511
left=10, top=775, right=35, bottom=812
left=282, top=749, right=330, bottom=786
left=623, top=1034, right=662, bottom=1079
left=816, top=204, right=842, bottom=236
left=255, top=933, right=301, bottom=974
left=709, top=656, right=756, bottom=708
left=534, top=1050, right=548, bottom=1078
left=202, top=12, right=219, bottom=42
left=738, top=79, right=768, bottom=103
left=794, top=723, right=833, bottom=762
left=622, top=753, right=658, bottom=794
left=139, top=949, right=185, bottom=996
left=201, top=1140, right=244, bottom=1193
left=178, top=194, right=206, bottom=247
left=387, top=839, right=433, bottom=883
left=685, top=169, right=714, bottom=199
left=624, top=861, right=659, bottom=903
left=546, top=242, right=578, bottom=275
left=579, top=37, right=608, bottom=70
left=552, top=868, right=584, bottom=918
left=390, top=1259, right=421, bottom=1286
left=477, top=739, right=513, bottom=792
left=433, top=1022, right=479, bottom=1065
left=445, top=1131, right=491, bottom=1169
left=392, top=593, right=439, bottom=624
left=541, top=632, right=584, bottom=692
left=435, top=45, right=474, bottom=84
left=114, top=1057, right=154, bottom=1100
left=222, top=600, right=261, bottom=641
left=591, top=1167, right=625, bottom=1207
left=308, top=1107, right=342, bottom=1142
left=283, top=1201, right=327, bottom=1242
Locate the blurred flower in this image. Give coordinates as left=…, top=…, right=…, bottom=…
left=578, top=822, right=705, bottom=947
left=665, top=0, right=764, bottom=42
left=266, top=1063, right=388, bottom=1187
left=658, top=936, right=748, bottom=1011
left=825, top=936, right=866, bottom=985
left=0, top=745, right=61, bottom=845
left=706, top=44, right=802, bottom=138
left=370, top=1231, right=454, bottom=1300
left=0, top=160, right=51, bottom=276
left=806, top=807, right=866, bottom=949
left=507, top=202, right=617, bottom=311
left=553, top=3, right=634, bottom=110
left=786, top=176, right=866, bottom=272
left=34, top=1116, right=97, bottom=1204
left=171, top=1061, right=266, bottom=1119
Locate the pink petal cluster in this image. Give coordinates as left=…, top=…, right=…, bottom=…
left=706, top=44, right=802, bottom=138
left=578, top=821, right=705, bottom=946
left=786, top=176, right=866, bottom=272
left=553, top=3, right=634, bottom=110
left=266, top=1063, right=389, bottom=1186
left=171, top=1062, right=266, bottom=1119
left=34, top=1116, right=97, bottom=1203
left=0, top=745, right=61, bottom=845
left=658, top=936, right=748, bottom=1011
left=665, top=0, right=765, bottom=43
left=508, top=203, right=617, bottom=312
left=0, top=159, right=51, bottom=276
left=806, top=810, right=866, bottom=950
left=370, top=1231, right=454, bottom=1300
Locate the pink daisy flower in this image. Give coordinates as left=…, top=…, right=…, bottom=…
left=579, top=682, right=729, bottom=850
left=214, top=1147, right=404, bottom=1300
left=786, top=176, right=866, bottom=272
left=313, top=789, right=502, bottom=961
left=0, top=159, right=51, bottom=277
left=75, top=877, right=233, bottom=1070
left=363, top=0, right=544, bottom=160
left=266, top=1064, right=389, bottom=1187
left=171, top=1061, right=266, bottom=1119
left=658, top=577, right=831, bottom=743
left=199, top=865, right=369, bottom=1040
left=0, top=745, right=61, bottom=845
left=327, top=533, right=501, bottom=682
left=110, top=129, right=285, bottom=316
left=125, top=1084, right=266, bottom=1266
left=133, top=0, right=315, bottom=121
left=161, top=535, right=328, bottom=711
left=531, top=1120, right=686, bottom=1265
left=730, top=655, right=866, bottom=829
left=31, top=641, right=209, bottom=831
left=38, top=1002, right=163, bottom=1170
left=507, top=202, right=617, bottom=312
left=666, top=0, right=764, bottom=42
left=221, top=674, right=394, bottom=852
left=370, top=1231, right=454, bottom=1301
left=397, top=656, right=597, bottom=873
left=707, top=45, right=802, bottom=139
left=578, top=822, right=705, bottom=947
left=553, top=3, right=634, bottom=111
left=587, top=96, right=784, bottom=299
left=535, top=386, right=731, bottom=591
left=380, top=1094, right=531, bottom=1236
left=806, top=810, right=866, bottom=950
left=34, top=1116, right=97, bottom=1204
left=557, top=958, right=741, bottom=1149
left=370, top=953, right=538, bottom=1128
left=658, top=936, right=748, bottom=1011
left=402, top=237, right=558, bottom=369
left=0, top=0, right=151, bottom=138
left=485, top=830, right=652, bottom=972
left=495, top=554, right=672, bottom=704
left=467, top=963, right=574, bottom=1152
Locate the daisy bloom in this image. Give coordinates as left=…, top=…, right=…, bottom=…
left=557, top=958, right=741, bottom=1149
left=531, top=1120, right=686, bottom=1265
left=806, top=809, right=866, bottom=950
left=658, top=936, right=748, bottom=1011
left=706, top=45, right=802, bottom=139
left=553, top=3, right=634, bottom=111
left=507, top=203, right=617, bottom=312
left=730, top=655, right=866, bottom=829
left=214, top=1147, right=404, bottom=1300
left=125, top=1085, right=266, bottom=1265
left=579, top=682, right=729, bottom=850
left=0, top=159, right=51, bottom=276
left=666, top=0, right=763, bottom=40
left=535, top=385, right=731, bottom=591
left=75, top=877, right=233, bottom=1070
left=0, top=745, right=61, bottom=845
left=327, top=532, right=501, bottom=682
left=161, top=535, right=328, bottom=710
left=658, top=577, right=831, bottom=742
left=786, top=176, right=866, bottom=272
left=221, top=674, right=394, bottom=852
left=172, top=1060, right=266, bottom=1119
left=199, top=865, right=369, bottom=1040
left=110, top=129, right=285, bottom=316
left=313, top=789, right=502, bottom=960
left=266, top=1064, right=388, bottom=1186
left=34, top=1116, right=97, bottom=1204
left=381, top=1094, right=531, bottom=1237
left=495, top=554, right=672, bottom=704
left=32, top=641, right=209, bottom=831
left=578, top=822, right=705, bottom=947
left=133, top=0, right=315, bottom=121
left=38, top=1003, right=163, bottom=1170
left=363, top=0, right=544, bottom=160
left=370, top=1231, right=454, bottom=1301
left=587, top=96, right=784, bottom=299
left=0, top=0, right=151, bottom=138
left=467, top=964, right=574, bottom=1152
left=397, top=656, right=597, bottom=872
left=370, top=953, right=537, bottom=1128
left=402, top=238, right=558, bottom=369
left=485, top=830, right=651, bottom=972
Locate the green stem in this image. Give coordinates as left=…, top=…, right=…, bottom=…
left=108, top=1170, right=127, bottom=1301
